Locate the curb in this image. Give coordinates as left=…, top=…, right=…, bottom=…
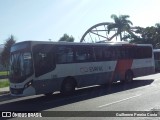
left=0, top=91, right=10, bottom=95
left=0, top=75, right=8, bottom=79
left=0, top=87, right=10, bottom=95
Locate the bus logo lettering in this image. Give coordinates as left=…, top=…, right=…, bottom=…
left=80, top=66, right=103, bottom=73
left=80, top=67, right=88, bottom=73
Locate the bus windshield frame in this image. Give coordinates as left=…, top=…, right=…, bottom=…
left=10, top=42, right=34, bottom=83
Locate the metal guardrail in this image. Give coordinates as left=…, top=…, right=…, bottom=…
left=0, top=75, right=8, bottom=79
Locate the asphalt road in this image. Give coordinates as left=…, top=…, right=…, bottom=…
left=1, top=73, right=160, bottom=120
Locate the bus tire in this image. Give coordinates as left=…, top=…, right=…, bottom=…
left=125, top=70, right=133, bottom=82
left=60, top=78, right=76, bottom=95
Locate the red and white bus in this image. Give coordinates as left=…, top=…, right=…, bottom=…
left=9, top=41, right=155, bottom=96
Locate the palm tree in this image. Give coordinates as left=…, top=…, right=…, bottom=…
left=108, top=14, right=133, bottom=41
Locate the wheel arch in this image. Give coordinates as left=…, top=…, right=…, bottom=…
left=61, top=76, right=77, bottom=88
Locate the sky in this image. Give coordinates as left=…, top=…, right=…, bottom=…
left=0, top=0, right=160, bottom=43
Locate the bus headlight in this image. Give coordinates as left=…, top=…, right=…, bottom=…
left=24, top=81, right=33, bottom=88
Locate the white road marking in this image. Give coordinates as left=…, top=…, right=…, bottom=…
left=99, top=94, right=142, bottom=108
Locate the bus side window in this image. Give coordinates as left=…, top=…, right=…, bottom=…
left=75, top=47, right=93, bottom=62
left=126, top=47, right=135, bottom=59
left=33, top=44, right=56, bottom=77
left=135, top=46, right=152, bottom=59
left=115, top=47, right=121, bottom=59
left=144, top=47, right=152, bottom=58
left=94, top=47, right=103, bottom=61
left=136, top=47, right=143, bottom=59
left=121, top=48, right=126, bottom=59
left=103, top=47, right=112, bottom=60
left=57, top=46, right=74, bottom=64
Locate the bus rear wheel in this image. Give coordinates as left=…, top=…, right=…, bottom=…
left=125, top=71, right=133, bottom=82
left=61, top=78, right=76, bottom=95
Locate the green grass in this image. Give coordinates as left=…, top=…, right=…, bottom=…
left=0, top=71, right=8, bottom=76
left=0, top=79, right=9, bottom=88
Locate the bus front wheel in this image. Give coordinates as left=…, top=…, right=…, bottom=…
left=61, top=78, right=76, bottom=95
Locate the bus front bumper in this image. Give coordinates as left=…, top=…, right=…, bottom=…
left=10, top=86, right=36, bottom=96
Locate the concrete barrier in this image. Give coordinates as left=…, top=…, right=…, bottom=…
left=0, top=75, right=8, bottom=79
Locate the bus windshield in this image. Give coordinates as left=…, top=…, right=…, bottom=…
left=10, top=52, right=33, bottom=83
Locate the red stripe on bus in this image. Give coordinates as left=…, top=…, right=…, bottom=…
left=111, top=59, right=133, bottom=82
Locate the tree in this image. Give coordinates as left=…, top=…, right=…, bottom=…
left=154, top=23, right=160, bottom=48
left=1, top=35, right=16, bottom=71
left=129, top=24, right=160, bottom=48
left=108, top=14, right=133, bottom=41
left=58, top=34, right=74, bottom=42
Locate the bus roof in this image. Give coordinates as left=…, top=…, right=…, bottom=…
left=13, top=40, right=153, bottom=47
